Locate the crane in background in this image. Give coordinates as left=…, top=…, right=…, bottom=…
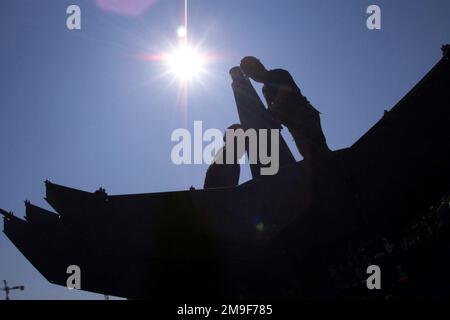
left=1, top=280, right=25, bottom=300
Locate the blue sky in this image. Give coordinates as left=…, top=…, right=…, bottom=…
left=0, top=0, right=449, bottom=299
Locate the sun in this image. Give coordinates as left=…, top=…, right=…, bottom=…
left=165, top=45, right=206, bottom=81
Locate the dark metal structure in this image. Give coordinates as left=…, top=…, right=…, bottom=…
left=1, top=280, right=25, bottom=300
left=2, top=46, right=450, bottom=299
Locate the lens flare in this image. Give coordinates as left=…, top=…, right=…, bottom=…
left=177, top=26, right=187, bottom=38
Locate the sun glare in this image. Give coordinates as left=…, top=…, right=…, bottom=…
left=165, top=45, right=206, bottom=81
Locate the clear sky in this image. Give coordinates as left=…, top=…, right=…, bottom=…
left=0, top=0, right=449, bottom=300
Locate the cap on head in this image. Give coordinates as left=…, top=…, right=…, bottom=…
left=241, top=56, right=262, bottom=66
left=240, top=56, right=262, bottom=70
left=240, top=56, right=268, bottom=82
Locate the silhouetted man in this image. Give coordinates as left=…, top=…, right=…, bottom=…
left=204, top=124, right=246, bottom=189
left=240, top=56, right=330, bottom=160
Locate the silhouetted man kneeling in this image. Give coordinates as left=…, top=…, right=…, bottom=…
left=204, top=124, right=245, bottom=189
left=240, top=56, right=330, bottom=161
